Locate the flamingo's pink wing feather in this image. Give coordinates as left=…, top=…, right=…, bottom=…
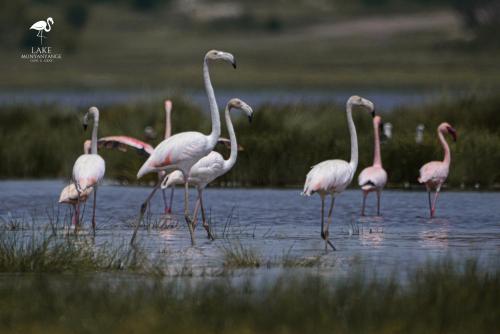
left=98, top=136, right=153, bottom=157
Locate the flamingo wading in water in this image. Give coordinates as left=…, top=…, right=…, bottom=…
left=59, top=140, right=93, bottom=227
left=132, top=50, right=237, bottom=246
left=358, top=115, right=387, bottom=216
left=418, top=122, right=457, bottom=218
left=30, top=17, right=54, bottom=45
left=162, top=98, right=253, bottom=240
left=72, top=107, right=106, bottom=234
left=303, top=96, right=375, bottom=251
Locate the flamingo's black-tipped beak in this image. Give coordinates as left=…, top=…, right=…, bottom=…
left=248, top=115, right=253, bottom=123
left=371, top=110, right=376, bottom=118
left=447, top=126, right=457, bottom=142
left=232, top=60, right=237, bottom=69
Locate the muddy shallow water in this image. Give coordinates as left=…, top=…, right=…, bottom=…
left=1, top=180, right=499, bottom=278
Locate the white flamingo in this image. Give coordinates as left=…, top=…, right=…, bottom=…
left=162, top=98, right=253, bottom=240
left=303, top=96, right=375, bottom=251
left=131, top=50, right=236, bottom=246
left=358, top=115, right=388, bottom=216
left=30, top=17, right=54, bottom=45
left=72, top=107, right=106, bottom=234
left=418, top=122, right=457, bottom=218
left=59, top=140, right=92, bottom=227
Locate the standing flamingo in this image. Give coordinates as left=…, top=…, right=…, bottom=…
left=162, top=98, right=253, bottom=240
left=72, top=107, right=106, bottom=234
left=131, top=50, right=236, bottom=246
left=59, top=140, right=92, bottom=227
left=418, top=122, right=457, bottom=218
left=30, top=17, right=54, bottom=45
left=358, top=115, right=387, bottom=216
left=302, top=96, right=375, bottom=251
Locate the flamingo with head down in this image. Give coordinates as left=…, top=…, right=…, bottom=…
left=303, top=96, right=375, bottom=251
left=162, top=98, right=253, bottom=240
left=358, top=115, right=387, bottom=216
left=418, top=122, right=457, bottom=218
left=95, top=100, right=237, bottom=214
left=131, top=50, right=237, bottom=246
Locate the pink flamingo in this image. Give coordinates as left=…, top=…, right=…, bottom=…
left=72, top=107, right=106, bottom=234
left=161, top=98, right=253, bottom=240
left=358, top=115, right=387, bottom=216
left=59, top=140, right=92, bottom=227
left=303, top=96, right=375, bottom=251
left=131, top=50, right=236, bottom=246
left=418, top=122, right=457, bottom=218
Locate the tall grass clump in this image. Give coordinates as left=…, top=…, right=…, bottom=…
left=0, top=228, right=151, bottom=273
left=0, top=258, right=497, bottom=333
left=220, top=240, right=261, bottom=268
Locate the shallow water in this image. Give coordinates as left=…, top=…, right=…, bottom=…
left=0, top=180, right=499, bottom=277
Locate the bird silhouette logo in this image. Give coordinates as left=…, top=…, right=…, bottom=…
left=29, top=17, right=54, bottom=45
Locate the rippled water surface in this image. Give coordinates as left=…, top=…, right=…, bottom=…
left=1, top=180, right=499, bottom=277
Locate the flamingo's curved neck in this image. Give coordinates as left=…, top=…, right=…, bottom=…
left=165, top=106, right=171, bottom=139
left=373, top=120, right=382, bottom=167
left=204, top=58, right=221, bottom=148
left=223, top=105, right=238, bottom=172
left=90, top=111, right=99, bottom=155
left=438, top=129, right=451, bottom=166
left=346, top=104, right=358, bottom=172
left=45, top=19, right=52, bottom=32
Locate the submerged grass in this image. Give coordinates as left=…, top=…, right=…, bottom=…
left=0, top=259, right=497, bottom=334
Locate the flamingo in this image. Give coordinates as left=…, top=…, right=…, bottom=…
left=72, top=107, right=106, bottom=234
left=162, top=98, right=253, bottom=240
left=418, top=122, right=457, bottom=218
left=131, top=50, right=236, bottom=246
left=95, top=100, right=235, bottom=214
left=30, top=17, right=54, bottom=45
left=302, top=96, right=375, bottom=251
left=59, top=140, right=92, bottom=227
left=358, top=115, right=388, bottom=216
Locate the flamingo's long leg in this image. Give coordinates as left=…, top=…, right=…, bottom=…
left=324, top=196, right=336, bottom=251
left=130, top=181, right=162, bottom=245
left=192, top=198, right=200, bottom=229
left=431, top=189, right=441, bottom=218
left=161, top=188, right=168, bottom=214
left=376, top=190, right=381, bottom=216
left=183, top=177, right=196, bottom=246
left=91, top=186, right=97, bottom=236
left=168, top=186, right=175, bottom=214
left=427, top=189, right=432, bottom=218
left=361, top=191, right=368, bottom=216
left=198, top=188, right=215, bottom=240
left=71, top=204, right=77, bottom=228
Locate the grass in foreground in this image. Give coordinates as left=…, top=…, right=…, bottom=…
left=0, top=259, right=497, bottom=334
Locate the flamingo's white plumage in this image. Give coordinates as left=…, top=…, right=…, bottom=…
left=303, top=96, right=375, bottom=250
left=162, top=98, right=253, bottom=239
left=131, top=50, right=236, bottom=246
left=358, top=115, right=387, bottom=216
left=72, top=106, right=106, bottom=234
left=418, top=122, right=457, bottom=218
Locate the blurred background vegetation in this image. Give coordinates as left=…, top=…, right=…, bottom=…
left=2, top=0, right=500, bottom=89
left=1, top=0, right=500, bottom=188
left=1, top=94, right=499, bottom=188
